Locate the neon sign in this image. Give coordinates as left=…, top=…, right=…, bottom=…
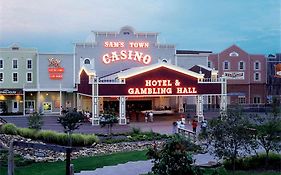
left=48, top=58, right=64, bottom=80
left=128, top=79, right=197, bottom=95
left=102, top=41, right=152, bottom=65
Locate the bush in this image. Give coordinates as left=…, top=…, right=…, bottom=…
left=28, top=112, right=44, bottom=130
left=17, top=128, right=37, bottom=139
left=1, top=123, right=18, bottom=135
left=224, top=153, right=281, bottom=171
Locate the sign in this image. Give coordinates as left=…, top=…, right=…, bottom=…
left=0, top=89, right=23, bottom=95
left=127, top=79, right=197, bottom=95
left=224, top=72, right=244, bottom=79
left=274, top=63, right=281, bottom=78
left=102, top=41, right=152, bottom=65
left=48, top=58, right=64, bottom=80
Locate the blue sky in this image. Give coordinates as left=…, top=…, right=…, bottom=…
left=0, top=0, right=280, bottom=54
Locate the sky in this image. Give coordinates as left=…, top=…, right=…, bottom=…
left=0, top=0, right=280, bottom=55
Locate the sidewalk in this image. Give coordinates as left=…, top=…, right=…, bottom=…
left=75, top=153, right=218, bottom=175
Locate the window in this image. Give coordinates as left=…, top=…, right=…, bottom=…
left=208, top=61, right=212, bottom=68
left=253, top=97, right=261, bottom=104
left=0, top=72, right=3, bottom=82
left=27, top=59, right=32, bottom=69
left=0, top=59, right=3, bottom=69
left=223, top=61, right=230, bottom=70
left=13, top=72, right=18, bottom=82
left=229, top=51, right=239, bottom=57
left=254, top=72, right=261, bottom=81
left=254, top=61, right=260, bottom=70
left=238, top=96, right=246, bottom=104
left=27, top=72, right=32, bottom=82
left=238, top=61, right=245, bottom=70
left=12, top=59, right=18, bottom=69
left=84, top=59, right=90, bottom=64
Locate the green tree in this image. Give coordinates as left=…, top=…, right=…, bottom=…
left=57, top=110, right=83, bottom=146
left=250, top=114, right=281, bottom=169
left=146, top=134, right=202, bottom=175
left=206, top=109, right=255, bottom=171
left=100, top=109, right=118, bottom=135
left=28, top=112, right=44, bottom=130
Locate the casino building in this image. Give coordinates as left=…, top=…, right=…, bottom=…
left=1, top=26, right=227, bottom=124
left=75, top=26, right=226, bottom=124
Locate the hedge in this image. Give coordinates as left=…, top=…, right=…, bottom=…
left=224, top=153, right=281, bottom=171
left=0, top=123, right=99, bottom=147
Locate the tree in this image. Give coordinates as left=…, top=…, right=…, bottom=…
left=100, top=109, right=118, bottom=135
left=250, top=114, right=281, bottom=169
left=28, top=112, right=44, bottom=130
left=206, top=109, right=255, bottom=171
left=57, top=110, right=83, bottom=146
left=146, top=134, right=203, bottom=175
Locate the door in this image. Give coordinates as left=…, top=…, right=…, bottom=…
left=12, top=100, right=19, bottom=113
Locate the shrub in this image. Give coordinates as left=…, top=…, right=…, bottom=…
left=17, top=128, right=37, bottom=139
left=1, top=123, right=18, bottom=135
left=36, top=130, right=59, bottom=144
left=224, top=153, right=281, bottom=171
left=28, top=112, right=44, bottom=130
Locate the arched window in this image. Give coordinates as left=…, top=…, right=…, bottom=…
left=162, top=59, right=168, bottom=63
left=223, top=61, right=230, bottom=70
left=238, top=61, right=245, bottom=70
left=84, top=59, right=90, bottom=64
left=254, top=61, right=260, bottom=70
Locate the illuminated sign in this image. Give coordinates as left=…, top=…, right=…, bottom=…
left=274, top=63, right=281, bottom=78
left=224, top=72, right=244, bottom=80
left=102, top=42, right=152, bottom=65
left=128, top=79, right=197, bottom=95
left=48, top=58, right=64, bottom=80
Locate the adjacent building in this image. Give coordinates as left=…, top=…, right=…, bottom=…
left=0, top=44, right=37, bottom=114
left=208, top=45, right=267, bottom=106
left=266, top=53, right=281, bottom=102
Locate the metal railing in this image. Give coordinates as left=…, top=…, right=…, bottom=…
left=178, top=127, right=196, bottom=142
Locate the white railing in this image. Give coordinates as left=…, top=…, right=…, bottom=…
left=178, top=128, right=196, bottom=142
left=198, top=78, right=225, bottom=83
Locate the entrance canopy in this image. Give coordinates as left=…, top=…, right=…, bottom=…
left=78, top=62, right=222, bottom=96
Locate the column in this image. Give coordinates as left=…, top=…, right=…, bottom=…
left=196, top=95, right=204, bottom=122
left=220, top=77, right=227, bottom=117
left=23, top=90, right=26, bottom=116
left=178, top=96, right=184, bottom=113
left=76, top=93, right=81, bottom=111
left=59, top=84, right=62, bottom=115
left=118, top=96, right=126, bottom=125
left=37, top=91, right=41, bottom=113
left=92, top=76, right=100, bottom=125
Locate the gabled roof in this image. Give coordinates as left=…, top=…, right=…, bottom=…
left=117, top=62, right=204, bottom=79
left=79, top=66, right=95, bottom=76
left=220, top=44, right=248, bottom=55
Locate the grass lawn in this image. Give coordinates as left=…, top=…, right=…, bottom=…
left=0, top=150, right=148, bottom=175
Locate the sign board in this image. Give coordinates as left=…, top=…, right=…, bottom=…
left=224, top=72, right=244, bottom=79
left=48, top=58, right=64, bottom=80
left=0, top=89, right=23, bottom=95
left=102, top=41, right=152, bottom=65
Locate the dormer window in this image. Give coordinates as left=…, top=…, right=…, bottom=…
left=123, top=31, right=130, bottom=35
left=162, top=59, right=168, bottom=63
left=229, top=51, right=239, bottom=57
left=84, top=59, right=90, bottom=64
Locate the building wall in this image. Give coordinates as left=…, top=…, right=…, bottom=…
left=176, top=54, right=209, bottom=70
left=38, top=53, right=74, bottom=90
left=0, top=45, right=37, bottom=88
